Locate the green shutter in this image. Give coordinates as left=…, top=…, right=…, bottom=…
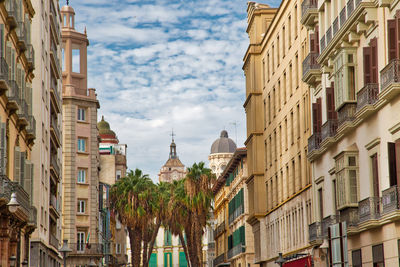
left=239, top=226, right=245, bottom=244
left=228, top=235, right=233, bottom=249
left=241, top=158, right=243, bottom=169
left=164, top=252, right=172, bottom=267
left=179, top=251, right=188, bottom=267
left=149, top=253, right=157, bottom=267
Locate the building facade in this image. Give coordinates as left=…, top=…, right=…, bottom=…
left=98, top=116, right=128, bottom=266
left=303, top=0, right=400, bottom=266
left=61, top=3, right=102, bottom=265
left=30, top=0, right=63, bottom=265
left=243, top=2, right=313, bottom=266
left=0, top=0, right=37, bottom=265
left=212, top=148, right=256, bottom=267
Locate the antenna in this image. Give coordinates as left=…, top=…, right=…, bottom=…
left=230, top=121, right=238, bottom=145
left=170, top=129, right=175, bottom=142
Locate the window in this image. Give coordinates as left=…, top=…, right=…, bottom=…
left=335, top=152, right=359, bottom=210
left=388, top=140, right=400, bottom=186
left=371, top=153, right=379, bottom=198
left=164, top=230, right=172, bottom=246
left=334, top=48, right=357, bottom=109
left=312, top=98, right=322, bottom=133
left=77, top=200, right=86, bottom=214
left=77, top=138, right=86, bottom=152
left=363, top=38, right=378, bottom=85
left=77, top=108, right=86, bottom=121
left=72, top=49, right=80, bottom=73
left=318, top=188, right=323, bottom=221
left=329, top=222, right=348, bottom=267
left=352, top=249, right=362, bottom=267
left=77, top=232, right=85, bottom=252
left=116, top=243, right=121, bottom=254
left=77, top=169, right=86, bottom=183
left=326, top=83, right=337, bottom=120
left=116, top=170, right=122, bottom=180
left=372, top=244, right=384, bottom=267
left=387, top=16, right=400, bottom=61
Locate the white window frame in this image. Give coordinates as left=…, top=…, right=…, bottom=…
left=77, top=232, right=85, bottom=252
left=77, top=169, right=86, bottom=183
left=77, top=108, right=86, bottom=121
left=77, top=138, right=86, bottom=152
left=335, top=151, right=359, bottom=210
left=77, top=200, right=86, bottom=214
left=116, top=170, right=122, bottom=180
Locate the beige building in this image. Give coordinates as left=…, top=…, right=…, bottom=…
left=243, top=1, right=313, bottom=266
left=98, top=116, right=128, bottom=266
left=0, top=0, right=37, bottom=265
left=30, top=0, right=63, bottom=265
left=61, top=3, right=102, bottom=266
left=212, top=148, right=256, bottom=267
left=303, top=0, right=400, bottom=266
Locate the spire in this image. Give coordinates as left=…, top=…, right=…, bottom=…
left=169, top=131, right=177, bottom=159
left=67, top=0, right=69, bottom=5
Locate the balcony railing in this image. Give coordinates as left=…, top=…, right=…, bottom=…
left=326, top=26, right=332, bottom=44
left=227, top=243, right=245, bottom=259
left=69, top=243, right=104, bottom=255
left=347, top=0, right=355, bottom=16
left=357, top=83, right=379, bottom=111
left=358, top=197, right=380, bottom=223
left=213, top=253, right=225, bottom=267
left=51, top=155, right=61, bottom=178
left=16, top=21, right=27, bottom=50
left=338, top=103, right=356, bottom=126
left=308, top=132, right=321, bottom=153
left=49, top=233, right=59, bottom=249
left=302, top=52, right=320, bottom=78
left=322, top=216, right=338, bottom=237
left=340, top=7, right=346, bottom=27
left=382, top=186, right=400, bottom=215
left=6, top=80, right=20, bottom=110
left=50, top=77, right=61, bottom=112
left=26, top=115, right=36, bottom=138
left=333, top=17, right=339, bottom=35
left=51, top=116, right=61, bottom=143
left=17, top=97, right=28, bottom=122
left=214, top=221, right=225, bottom=237
left=321, top=119, right=338, bottom=141
left=49, top=0, right=61, bottom=40
left=301, top=0, right=317, bottom=17
left=339, top=208, right=359, bottom=226
left=26, top=44, right=34, bottom=69
left=308, top=222, right=322, bottom=243
left=229, top=205, right=244, bottom=225
left=5, top=0, right=18, bottom=29
left=381, top=59, right=400, bottom=92
left=29, top=206, right=37, bottom=226
left=320, top=35, right=326, bottom=52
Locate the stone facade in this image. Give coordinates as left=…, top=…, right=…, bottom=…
left=243, top=1, right=313, bottom=266
left=61, top=3, right=102, bottom=266
left=302, top=0, right=400, bottom=266
left=30, top=0, right=63, bottom=266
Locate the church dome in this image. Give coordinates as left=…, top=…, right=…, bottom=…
left=210, top=130, right=237, bottom=154
left=98, top=116, right=116, bottom=136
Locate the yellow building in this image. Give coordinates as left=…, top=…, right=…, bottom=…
left=243, top=1, right=313, bottom=266
left=212, top=148, right=256, bottom=267
left=302, top=0, right=400, bottom=266
left=0, top=0, right=37, bottom=265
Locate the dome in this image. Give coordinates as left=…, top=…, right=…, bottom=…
left=97, top=116, right=116, bottom=136
left=210, top=130, right=237, bottom=154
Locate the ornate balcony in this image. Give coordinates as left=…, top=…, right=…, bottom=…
left=49, top=0, right=61, bottom=44
left=358, top=197, right=380, bottom=223
left=26, top=44, right=34, bottom=71
left=0, top=57, right=9, bottom=93
left=214, top=221, right=226, bottom=237
left=357, top=83, right=379, bottom=111
left=49, top=194, right=59, bottom=219
left=26, top=115, right=36, bottom=141
left=28, top=206, right=37, bottom=228
left=50, top=77, right=61, bottom=114
left=5, top=0, right=18, bottom=30
left=50, top=41, right=61, bottom=79
left=302, top=52, right=321, bottom=85
left=381, top=186, right=400, bottom=215
left=320, top=35, right=326, bottom=52
left=17, top=98, right=29, bottom=127
left=308, top=132, right=321, bottom=153
left=69, top=243, right=104, bottom=256
left=333, top=17, right=339, bottom=35
left=50, top=116, right=61, bottom=148
left=338, top=103, right=356, bottom=127
left=49, top=233, right=59, bottom=249
left=50, top=155, right=60, bottom=181
left=322, top=216, right=338, bottom=237
left=6, top=80, right=20, bottom=111
left=321, top=119, right=338, bottom=142
left=308, top=222, right=322, bottom=245
left=300, top=0, right=318, bottom=28
left=227, top=243, right=245, bottom=259
left=339, top=207, right=359, bottom=227
left=16, top=21, right=27, bottom=51
left=213, top=253, right=225, bottom=267
left=380, top=59, right=400, bottom=101
left=326, top=26, right=332, bottom=44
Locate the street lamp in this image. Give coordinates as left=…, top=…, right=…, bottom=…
left=275, top=252, right=286, bottom=267
left=9, top=255, right=17, bottom=267
left=7, top=192, right=20, bottom=214
left=59, top=239, right=72, bottom=267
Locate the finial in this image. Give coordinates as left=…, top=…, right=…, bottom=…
left=84, top=26, right=87, bottom=35
left=170, top=129, right=175, bottom=142
left=67, top=0, right=69, bottom=5
left=101, top=115, right=104, bottom=121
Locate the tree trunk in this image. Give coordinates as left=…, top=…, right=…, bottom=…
left=194, top=216, right=204, bottom=266
left=130, top=227, right=142, bottom=267
left=179, top=231, right=191, bottom=267
left=142, top=229, right=149, bottom=267
left=145, top=219, right=161, bottom=267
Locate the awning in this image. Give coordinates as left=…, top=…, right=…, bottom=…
left=283, top=255, right=312, bottom=267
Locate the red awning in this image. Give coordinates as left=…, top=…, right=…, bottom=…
left=283, top=256, right=312, bottom=267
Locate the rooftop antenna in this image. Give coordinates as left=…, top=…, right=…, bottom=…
left=230, top=121, right=238, bottom=145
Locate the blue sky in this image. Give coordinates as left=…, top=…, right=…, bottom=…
left=68, top=0, right=281, bottom=180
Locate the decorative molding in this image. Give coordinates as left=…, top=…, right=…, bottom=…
left=365, top=137, right=381, bottom=150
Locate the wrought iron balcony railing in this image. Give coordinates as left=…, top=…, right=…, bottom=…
left=5, top=0, right=18, bottom=29
left=227, top=243, right=245, bottom=259
left=26, top=44, right=34, bottom=69
left=302, top=52, right=320, bottom=78
left=321, top=119, right=338, bottom=141
left=339, top=207, right=359, bottom=226
left=50, top=155, right=61, bottom=178
left=381, top=59, right=400, bottom=92
left=16, top=21, right=27, bottom=50
left=0, top=57, right=9, bottom=88
left=26, top=115, right=36, bottom=138
left=214, top=221, right=225, bottom=237
left=308, top=132, right=321, bottom=153
left=338, top=103, right=356, bottom=126
left=308, top=222, right=322, bottom=243
left=382, top=186, right=400, bottom=215
left=49, top=233, right=59, bottom=249
left=358, top=197, right=380, bottom=223
left=357, top=83, right=379, bottom=111
left=69, top=243, right=104, bottom=255
left=213, top=253, right=225, bottom=267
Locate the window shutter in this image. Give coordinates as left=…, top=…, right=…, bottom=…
left=326, top=83, right=337, bottom=120
left=240, top=226, right=245, bottom=244
left=14, top=147, right=20, bottom=183
left=363, top=47, right=372, bottom=85
left=0, top=122, right=6, bottom=175
left=388, top=142, right=398, bottom=186
left=372, top=154, right=379, bottom=198
left=310, top=33, right=316, bottom=53
left=24, top=161, right=32, bottom=199
left=370, top=38, right=378, bottom=83
left=312, top=103, right=318, bottom=133
left=349, top=170, right=358, bottom=204
left=395, top=139, right=400, bottom=186
left=20, top=151, right=25, bottom=187
left=388, top=19, right=397, bottom=61
left=396, top=10, right=400, bottom=59
left=316, top=98, right=322, bottom=133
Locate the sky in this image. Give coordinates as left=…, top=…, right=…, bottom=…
left=69, top=0, right=281, bottom=180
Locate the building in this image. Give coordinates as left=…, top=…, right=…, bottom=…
left=98, top=116, right=128, bottom=266
left=0, top=0, right=37, bottom=265
left=150, top=138, right=189, bottom=267
left=243, top=2, right=313, bottom=266
left=29, top=0, right=63, bottom=265
left=212, top=148, right=256, bottom=267
left=61, top=3, right=102, bottom=265
left=302, top=0, right=400, bottom=266
left=209, top=131, right=237, bottom=178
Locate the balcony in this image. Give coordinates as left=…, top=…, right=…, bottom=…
left=50, top=41, right=61, bottom=79
left=321, top=119, right=338, bottom=143
left=320, top=35, right=326, bottom=52
left=26, top=115, right=36, bottom=141
left=300, top=0, right=318, bottom=28
left=16, top=21, right=27, bottom=51
left=49, top=0, right=61, bottom=44
left=382, top=186, right=400, bottom=215
left=6, top=80, right=20, bottom=111
left=227, top=243, right=245, bottom=259
left=49, top=233, right=59, bottom=249
left=326, top=26, right=332, bottom=44
left=308, top=132, right=321, bottom=153
left=302, top=52, right=321, bottom=85
left=28, top=206, right=37, bottom=228
left=50, top=116, right=61, bottom=148
left=50, top=77, right=61, bottom=113
left=338, top=103, right=356, bottom=127
left=333, top=17, right=339, bottom=35
left=69, top=243, right=103, bottom=256
left=380, top=59, right=400, bottom=101
left=356, top=83, right=379, bottom=111
left=214, top=221, right=226, bottom=237
left=339, top=207, right=359, bottom=227
left=16, top=98, right=29, bottom=127
left=5, top=0, right=18, bottom=30
left=50, top=155, right=61, bottom=181
left=308, top=222, right=322, bottom=245
left=49, top=194, right=59, bottom=219
left=0, top=57, right=9, bottom=94
left=322, top=216, right=338, bottom=237
left=25, top=44, right=34, bottom=71
left=213, top=253, right=225, bottom=267
left=358, top=197, right=380, bottom=223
